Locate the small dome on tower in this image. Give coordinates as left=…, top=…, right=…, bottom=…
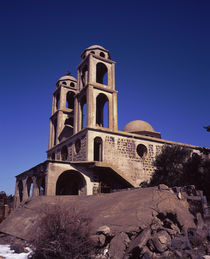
left=81, top=45, right=110, bottom=59
left=123, top=120, right=161, bottom=138
left=86, top=45, right=106, bottom=50
left=58, top=75, right=77, bottom=82
left=56, top=73, right=77, bottom=88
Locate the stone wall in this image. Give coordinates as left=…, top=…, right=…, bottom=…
left=88, top=131, right=164, bottom=185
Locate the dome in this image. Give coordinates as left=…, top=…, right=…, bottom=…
left=123, top=120, right=154, bottom=133
left=57, top=75, right=77, bottom=82
left=86, top=45, right=106, bottom=50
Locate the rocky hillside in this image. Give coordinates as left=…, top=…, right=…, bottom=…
left=0, top=185, right=210, bottom=258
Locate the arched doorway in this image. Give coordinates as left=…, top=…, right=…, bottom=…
left=26, top=177, right=33, bottom=197
left=18, top=181, right=23, bottom=202
left=56, top=170, right=86, bottom=195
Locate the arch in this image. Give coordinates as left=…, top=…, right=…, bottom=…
left=53, top=119, right=57, bottom=146
left=18, top=181, right=23, bottom=202
left=81, top=65, right=88, bottom=87
left=56, top=92, right=60, bottom=110
left=56, top=170, right=86, bottom=195
left=96, top=62, right=108, bottom=85
left=81, top=96, right=87, bottom=129
left=37, top=173, right=45, bottom=195
left=94, top=137, right=103, bottom=161
left=26, top=177, right=33, bottom=197
left=66, top=91, right=75, bottom=109
left=96, top=93, right=109, bottom=128
left=61, top=145, right=68, bottom=161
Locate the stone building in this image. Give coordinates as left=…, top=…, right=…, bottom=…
left=14, top=45, right=199, bottom=207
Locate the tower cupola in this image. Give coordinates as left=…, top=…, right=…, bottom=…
left=81, top=45, right=111, bottom=60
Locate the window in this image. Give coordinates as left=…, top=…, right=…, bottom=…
left=136, top=144, right=147, bottom=158
left=61, top=145, right=68, bottom=161
left=94, top=137, right=103, bottom=161
left=75, top=139, right=81, bottom=153
left=100, top=52, right=105, bottom=58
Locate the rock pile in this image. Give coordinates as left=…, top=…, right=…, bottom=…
left=93, top=211, right=210, bottom=259
left=92, top=185, right=210, bottom=259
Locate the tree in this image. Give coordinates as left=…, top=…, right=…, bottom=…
left=149, top=144, right=210, bottom=200
left=149, top=145, right=192, bottom=187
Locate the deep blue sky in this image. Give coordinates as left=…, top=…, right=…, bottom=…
left=0, top=0, right=209, bottom=194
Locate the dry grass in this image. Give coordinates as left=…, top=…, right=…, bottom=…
left=31, top=204, right=94, bottom=259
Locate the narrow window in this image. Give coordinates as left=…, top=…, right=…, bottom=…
left=70, top=82, right=75, bottom=88
left=94, top=137, right=103, bottom=161
left=61, top=145, right=68, bottom=161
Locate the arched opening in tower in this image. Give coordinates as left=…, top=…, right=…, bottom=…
left=26, top=177, right=33, bottom=197
left=56, top=92, right=60, bottom=110
left=96, top=93, right=109, bottom=128
left=96, top=62, right=108, bottom=85
left=53, top=119, right=57, bottom=146
left=81, top=96, right=87, bottom=129
left=56, top=170, right=85, bottom=195
left=81, top=65, right=88, bottom=88
left=18, top=181, right=23, bottom=202
left=66, top=91, right=75, bottom=109
left=94, top=137, right=103, bottom=161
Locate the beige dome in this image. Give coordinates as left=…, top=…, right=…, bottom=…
left=57, top=75, right=77, bottom=82
left=123, top=120, right=154, bottom=133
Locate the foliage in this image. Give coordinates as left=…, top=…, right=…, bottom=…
left=150, top=145, right=192, bottom=187
left=31, top=204, right=94, bottom=259
left=149, top=144, right=210, bottom=200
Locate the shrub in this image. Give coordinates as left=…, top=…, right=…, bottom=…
left=31, top=204, right=94, bottom=259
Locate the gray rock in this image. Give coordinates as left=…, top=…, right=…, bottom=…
left=171, top=235, right=192, bottom=250
left=109, top=232, right=129, bottom=259
left=151, top=230, right=171, bottom=253
left=126, top=227, right=151, bottom=255
left=188, top=228, right=208, bottom=247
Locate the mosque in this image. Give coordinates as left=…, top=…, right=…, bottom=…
left=14, top=45, right=198, bottom=207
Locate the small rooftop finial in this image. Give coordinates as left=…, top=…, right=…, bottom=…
left=65, top=71, right=72, bottom=76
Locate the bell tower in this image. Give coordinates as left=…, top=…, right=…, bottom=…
left=74, top=45, right=118, bottom=134
left=48, top=73, right=78, bottom=150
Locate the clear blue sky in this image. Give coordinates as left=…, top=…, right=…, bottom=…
left=0, top=0, right=209, bottom=195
